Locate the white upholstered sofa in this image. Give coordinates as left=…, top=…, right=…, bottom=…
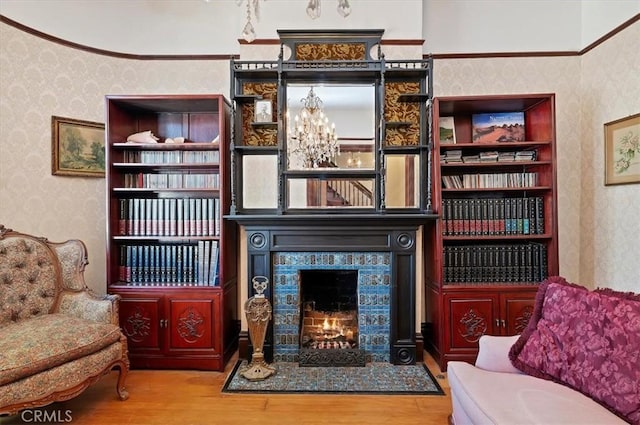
left=447, top=276, right=639, bottom=425
left=447, top=335, right=628, bottom=424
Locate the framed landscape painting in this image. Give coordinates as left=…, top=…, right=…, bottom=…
left=51, top=116, right=105, bottom=177
left=439, top=116, right=456, bottom=144
left=604, top=112, right=640, bottom=186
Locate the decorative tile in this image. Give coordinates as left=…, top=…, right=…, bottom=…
left=272, top=252, right=391, bottom=362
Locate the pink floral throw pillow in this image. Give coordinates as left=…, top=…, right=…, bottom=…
left=509, top=276, right=640, bottom=424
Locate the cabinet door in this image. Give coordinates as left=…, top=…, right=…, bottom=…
left=501, top=293, right=536, bottom=336
left=119, top=296, right=162, bottom=353
left=166, top=295, right=219, bottom=353
left=446, top=294, right=499, bottom=351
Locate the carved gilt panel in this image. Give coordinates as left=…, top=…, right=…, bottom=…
left=242, top=82, right=278, bottom=146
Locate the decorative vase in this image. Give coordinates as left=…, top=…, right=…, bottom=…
left=240, top=276, right=276, bottom=381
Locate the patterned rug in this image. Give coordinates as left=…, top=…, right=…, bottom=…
left=222, top=360, right=445, bottom=395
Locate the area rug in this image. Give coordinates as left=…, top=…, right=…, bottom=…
left=222, top=361, right=445, bottom=395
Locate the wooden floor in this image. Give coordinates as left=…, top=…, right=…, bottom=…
left=1, top=352, right=451, bottom=425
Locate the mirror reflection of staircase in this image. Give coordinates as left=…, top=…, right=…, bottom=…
left=307, top=179, right=373, bottom=207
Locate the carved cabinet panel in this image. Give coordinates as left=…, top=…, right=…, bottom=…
left=443, top=290, right=536, bottom=363
left=446, top=294, right=498, bottom=351
left=119, top=297, right=162, bottom=352
left=167, top=297, right=218, bottom=352
left=113, top=289, right=224, bottom=369
left=501, top=294, right=536, bottom=336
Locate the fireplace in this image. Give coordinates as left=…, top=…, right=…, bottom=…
left=236, top=216, right=424, bottom=365
left=274, top=253, right=391, bottom=363
left=298, top=269, right=364, bottom=366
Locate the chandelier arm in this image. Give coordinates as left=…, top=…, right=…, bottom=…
left=230, top=0, right=352, bottom=41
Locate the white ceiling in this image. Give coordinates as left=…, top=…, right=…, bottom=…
left=1, top=1, right=638, bottom=55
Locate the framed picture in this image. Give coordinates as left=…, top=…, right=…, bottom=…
left=472, top=112, right=525, bottom=143
left=51, top=116, right=105, bottom=177
left=254, top=99, right=273, bottom=123
left=439, top=116, right=456, bottom=144
left=604, top=112, right=640, bottom=186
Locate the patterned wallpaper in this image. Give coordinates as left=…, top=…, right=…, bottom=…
left=580, top=23, right=640, bottom=292
left=1, top=21, right=638, bottom=294
left=0, top=23, right=230, bottom=294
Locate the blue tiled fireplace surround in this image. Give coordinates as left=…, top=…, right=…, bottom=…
left=273, top=252, right=392, bottom=362
left=240, top=223, right=421, bottom=365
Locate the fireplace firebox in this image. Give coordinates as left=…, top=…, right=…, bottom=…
left=298, top=269, right=365, bottom=366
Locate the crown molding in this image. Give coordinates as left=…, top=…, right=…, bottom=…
left=2, top=13, right=638, bottom=61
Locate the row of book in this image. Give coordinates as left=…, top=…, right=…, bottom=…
left=442, top=172, right=538, bottom=189
left=443, top=243, right=548, bottom=284
left=118, top=197, right=221, bottom=237
left=118, top=241, right=219, bottom=286
left=442, top=197, right=544, bottom=236
left=123, top=150, right=219, bottom=164
left=123, top=173, right=220, bottom=189
left=441, top=149, right=537, bottom=164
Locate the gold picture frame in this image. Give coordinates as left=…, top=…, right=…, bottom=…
left=604, top=113, right=640, bottom=186
left=52, top=116, right=105, bottom=177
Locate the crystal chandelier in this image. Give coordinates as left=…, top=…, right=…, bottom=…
left=289, top=88, right=339, bottom=168
left=235, top=0, right=352, bottom=43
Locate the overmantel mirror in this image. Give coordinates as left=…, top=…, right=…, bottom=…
left=229, top=29, right=434, bottom=216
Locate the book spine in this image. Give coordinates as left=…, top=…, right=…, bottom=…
left=139, top=198, right=146, bottom=236
left=195, top=198, right=203, bottom=236
left=535, top=197, right=545, bottom=234
left=125, top=245, right=132, bottom=283
left=511, top=198, right=518, bottom=235
left=159, top=245, right=167, bottom=284
left=151, top=198, right=158, bottom=236
left=516, top=198, right=524, bottom=235
left=176, top=199, right=184, bottom=236
left=453, top=199, right=462, bottom=236
left=522, top=197, right=530, bottom=235
left=118, top=199, right=127, bottom=235
left=208, top=198, right=215, bottom=236
left=209, top=240, right=219, bottom=286
left=131, top=246, right=138, bottom=284
left=442, top=199, right=450, bottom=236
left=157, top=198, right=164, bottom=237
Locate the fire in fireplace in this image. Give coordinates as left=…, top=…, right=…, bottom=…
left=298, top=269, right=365, bottom=366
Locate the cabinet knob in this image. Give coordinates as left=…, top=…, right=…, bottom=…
left=495, top=319, right=500, bottom=327
left=501, top=319, right=506, bottom=328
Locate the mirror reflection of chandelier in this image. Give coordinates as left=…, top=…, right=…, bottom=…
left=289, top=87, right=339, bottom=169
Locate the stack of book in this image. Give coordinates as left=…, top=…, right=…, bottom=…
left=514, top=150, right=537, bottom=161
left=498, top=152, right=515, bottom=162
left=462, top=154, right=480, bottom=163
left=479, top=151, right=499, bottom=162
left=441, top=150, right=463, bottom=163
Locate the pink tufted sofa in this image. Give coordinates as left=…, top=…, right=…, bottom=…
left=0, top=225, right=129, bottom=415
left=447, top=276, right=639, bottom=425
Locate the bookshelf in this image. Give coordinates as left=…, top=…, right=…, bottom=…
left=426, top=94, right=559, bottom=370
left=105, top=94, right=238, bottom=371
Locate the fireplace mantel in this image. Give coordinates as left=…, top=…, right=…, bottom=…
left=227, top=213, right=437, bottom=227
left=232, top=214, right=437, bottom=365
